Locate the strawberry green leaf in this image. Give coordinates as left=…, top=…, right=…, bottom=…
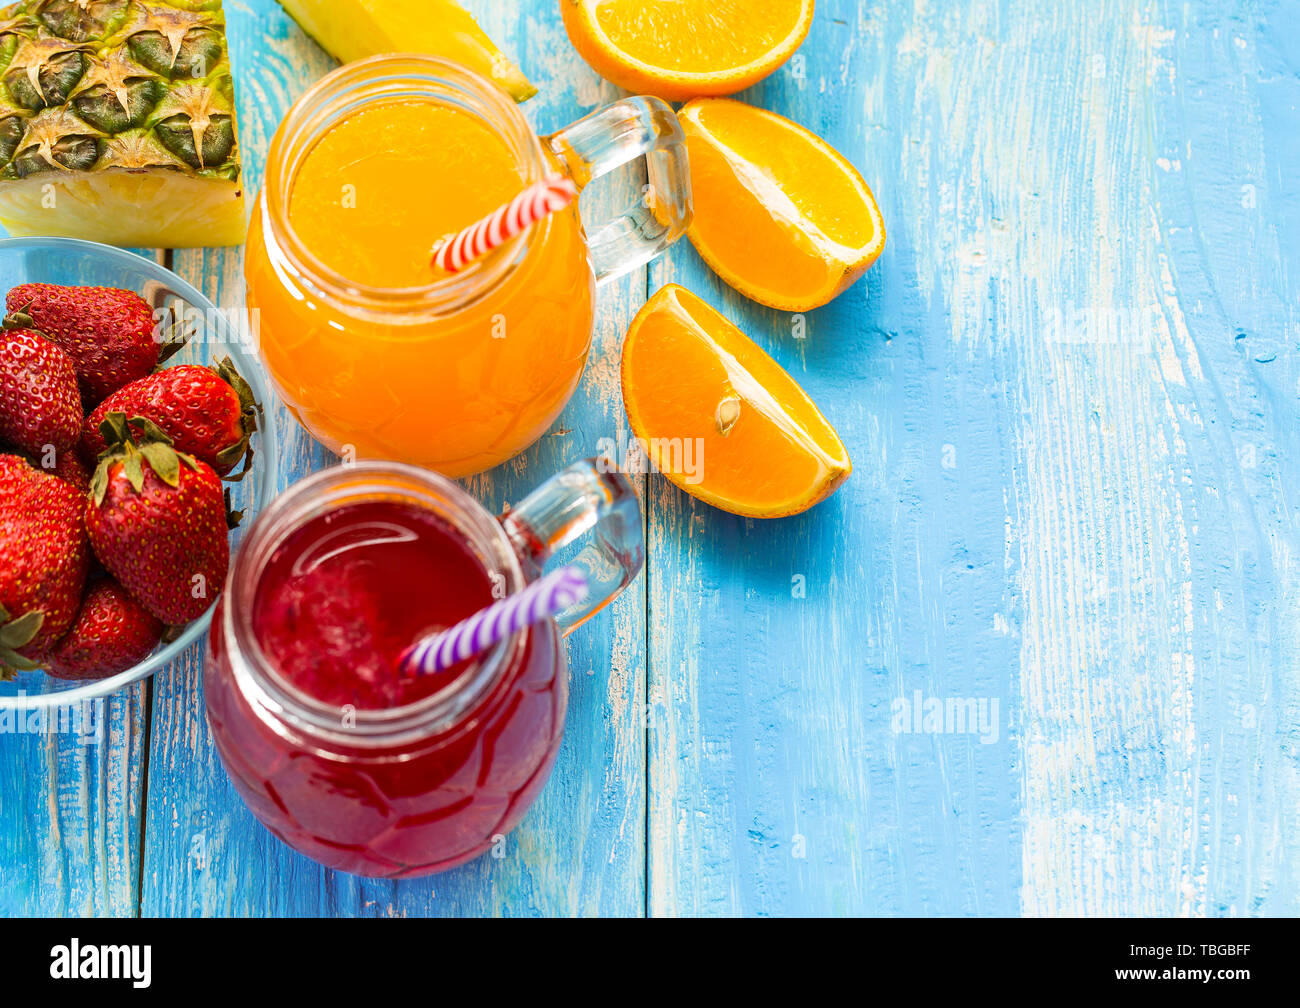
left=90, top=461, right=109, bottom=506
left=215, top=441, right=246, bottom=469
left=0, top=650, right=44, bottom=678
left=2, top=304, right=34, bottom=330
left=99, top=412, right=132, bottom=449
left=123, top=446, right=146, bottom=493
left=139, top=441, right=180, bottom=486
left=129, top=416, right=175, bottom=447
left=155, top=308, right=192, bottom=365
left=224, top=487, right=245, bottom=529
left=0, top=606, right=45, bottom=679
left=0, top=610, right=44, bottom=650
left=216, top=356, right=260, bottom=417
left=213, top=357, right=260, bottom=481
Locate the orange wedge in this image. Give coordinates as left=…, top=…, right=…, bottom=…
left=680, top=98, right=886, bottom=312
left=621, top=285, right=851, bottom=518
left=560, top=0, right=814, bottom=101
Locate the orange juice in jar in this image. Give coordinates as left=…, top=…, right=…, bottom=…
left=245, top=55, right=691, bottom=477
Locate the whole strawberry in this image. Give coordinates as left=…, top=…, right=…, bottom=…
left=87, top=415, right=231, bottom=626
left=45, top=578, right=164, bottom=681
left=0, top=454, right=90, bottom=678
left=5, top=284, right=160, bottom=407
left=82, top=358, right=259, bottom=478
left=0, top=328, right=81, bottom=455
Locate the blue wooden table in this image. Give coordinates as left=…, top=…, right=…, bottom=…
left=2, top=0, right=1298, bottom=917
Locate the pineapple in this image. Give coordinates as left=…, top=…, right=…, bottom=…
left=0, top=0, right=244, bottom=248
left=277, top=0, right=537, bottom=102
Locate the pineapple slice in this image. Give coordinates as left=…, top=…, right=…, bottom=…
left=0, top=0, right=244, bottom=248
left=277, top=0, right=537, bottom=102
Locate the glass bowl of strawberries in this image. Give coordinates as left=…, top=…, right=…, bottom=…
left=0, top=238, right=279, bottom=710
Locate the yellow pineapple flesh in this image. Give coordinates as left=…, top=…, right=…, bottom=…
left=277, top=0, right=537, bottom=102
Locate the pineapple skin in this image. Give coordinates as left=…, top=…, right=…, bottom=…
left=0, top=0, right=245, bottom=248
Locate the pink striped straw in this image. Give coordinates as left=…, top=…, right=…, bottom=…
left=401, top=565, right=589, bottom=676
left=431, top=173, right=579, bottom=273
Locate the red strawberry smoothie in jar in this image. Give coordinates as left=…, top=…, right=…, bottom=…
left=204, top=460, right=642, bottom=877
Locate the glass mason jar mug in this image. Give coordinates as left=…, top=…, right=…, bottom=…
left=244, top=54, right=693, bottom=478
left=203, top=459, right=643, bottom=877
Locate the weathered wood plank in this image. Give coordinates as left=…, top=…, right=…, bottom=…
left=0, top=687, right=146, bottom=916
left=140, top=0, right=647, bottom=916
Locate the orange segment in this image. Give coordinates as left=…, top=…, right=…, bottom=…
left=680, top=98, right=886, bottom=311
left=621, top=284, right=851, bottom=518
left=561, top=0, right=814, bottom=101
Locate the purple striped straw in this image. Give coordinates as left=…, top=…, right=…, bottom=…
left=401, top=565, right=589, bottom=676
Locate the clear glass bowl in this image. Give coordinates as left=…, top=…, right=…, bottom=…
left=0, top=237, right=279, bottom=710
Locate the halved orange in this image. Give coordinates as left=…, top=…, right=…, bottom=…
left=681, top=98, right=886, bottom=312
left=621, top=284, right=851, bottom=518
left=560, top=0, right=814, bottom=101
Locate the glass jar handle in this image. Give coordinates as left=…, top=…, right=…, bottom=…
left=545, top=97, right=693, bottom=285
left=500, top=459, right=644, bottom=636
